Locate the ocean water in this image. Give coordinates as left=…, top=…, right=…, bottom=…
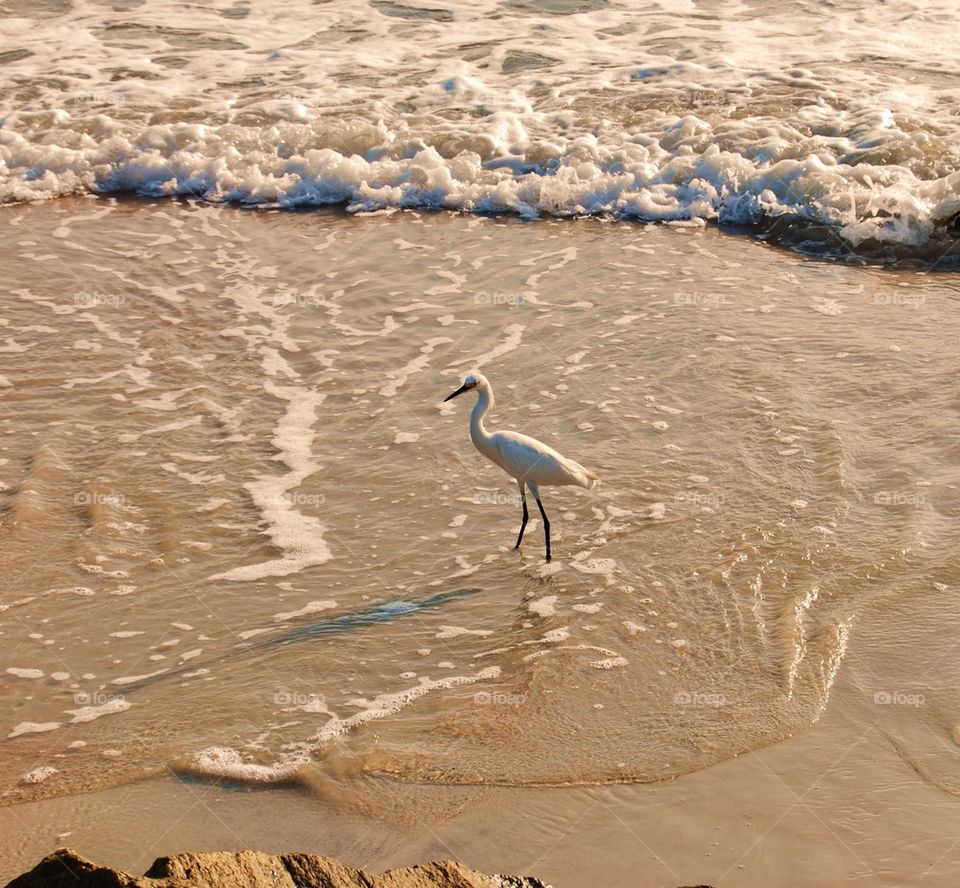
left=2, top=4, right=960, bottom=886
left=2, top=0, right=960, bottom=264
left=3, top=198, right=960, bottom=813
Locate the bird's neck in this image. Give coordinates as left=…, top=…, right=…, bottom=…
left=470, top=387, right=495, bottom=454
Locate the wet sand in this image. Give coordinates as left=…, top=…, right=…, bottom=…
left=3, top=199, right=960, bottom=886
left=3, top=691, right=960, bottom=887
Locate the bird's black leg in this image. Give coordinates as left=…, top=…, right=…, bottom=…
left=514, top=483, right=528, bottom=550
left=535, top=495, right=551, bottom=562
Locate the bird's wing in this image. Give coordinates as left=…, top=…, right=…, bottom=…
left=491, top=430, right=597, bottom=488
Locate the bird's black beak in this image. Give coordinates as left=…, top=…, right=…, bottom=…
left=444, top=384, right=470, bottom=402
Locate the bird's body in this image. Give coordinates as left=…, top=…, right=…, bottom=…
left=444, top=372, right=597, bottom=561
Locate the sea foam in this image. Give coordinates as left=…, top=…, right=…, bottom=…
left=1, top=0, right=959, bottom=262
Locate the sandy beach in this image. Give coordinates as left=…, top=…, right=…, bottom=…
left=1, top=199, right=960, bottom=886
left=3, top=0, right=960, bottom=884
left=5, top=651, right=960, bottom=886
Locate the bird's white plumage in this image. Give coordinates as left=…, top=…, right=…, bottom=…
left=446, top=372, right=597, bottom=488
left=487, top=429, right=597, bottom=488
left=443, top=372, right=597, bottom=561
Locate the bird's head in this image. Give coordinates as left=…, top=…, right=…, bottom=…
left=444, top=372, right=488, bottom=403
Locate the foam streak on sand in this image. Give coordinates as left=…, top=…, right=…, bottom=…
left=273, top=601, right=338, bottom=622
left=185, top=666, right=502, bottom=785
left=456, top=324, right=525, bottom=370
left=379, top=337, right=453, bottom=398
left=8, top=722, right=60, bottom=739
left=65, top=698, right=131, bottom=724
left=212, top=381, right=330, bottom=581
left=203, top=278, right=334, bottom=581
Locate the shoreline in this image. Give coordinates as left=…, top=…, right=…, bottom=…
left=2, top=197, right=959, bottom=888
left=5, top=191, right=958, bottom=271
left=4, top=1, right=960, bottom=885
left=1, top=680, right=956, bottom=888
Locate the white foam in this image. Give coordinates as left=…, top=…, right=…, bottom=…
left=316, top=666, right=502, bottom=743
left=21, top=767, right=58, bottom=785
left=457, top=324, right=525, bottom=370
left=380, top=337, right=452, bottom=398
left=65, top=698, right=131, bottom=723
left=6, top=667, right=43, bottom=679
left=8, top=722, right=60, bottom=738
left=111, top=668, right=167, bottom=686
left=211, top=381, right=330, bottom=581
left=272, top=600, right=337, bottom=622
left=189, top=747, right=293, bottom=784
left=528, top=595, right=558, bottom=617
left=570, top=557, right=618, bottom=582
left=591, top=656, right=628, bottom=670
left=811, top=297, right=843, bottom=316
left=435, top=625, right=493, bottom=640
left=187, top=665, right=502, bottom=785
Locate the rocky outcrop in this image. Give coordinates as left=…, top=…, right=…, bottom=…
left=4, top=848, right=551, bottom=888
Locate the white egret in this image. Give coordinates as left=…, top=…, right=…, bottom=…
left=444, top=372, right=598, bottom=561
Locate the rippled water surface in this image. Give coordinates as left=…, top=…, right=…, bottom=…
left=3, top=3, right=960, bottom=884
left=2, top=198, right=960, bottom=812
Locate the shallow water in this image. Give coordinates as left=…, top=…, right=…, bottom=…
left=3, top=198, right=960, bottom=825
left=3, top=3, right=960, bottom=884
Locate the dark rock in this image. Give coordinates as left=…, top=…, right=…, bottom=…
left=5, top=848, right=552, bottom=888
